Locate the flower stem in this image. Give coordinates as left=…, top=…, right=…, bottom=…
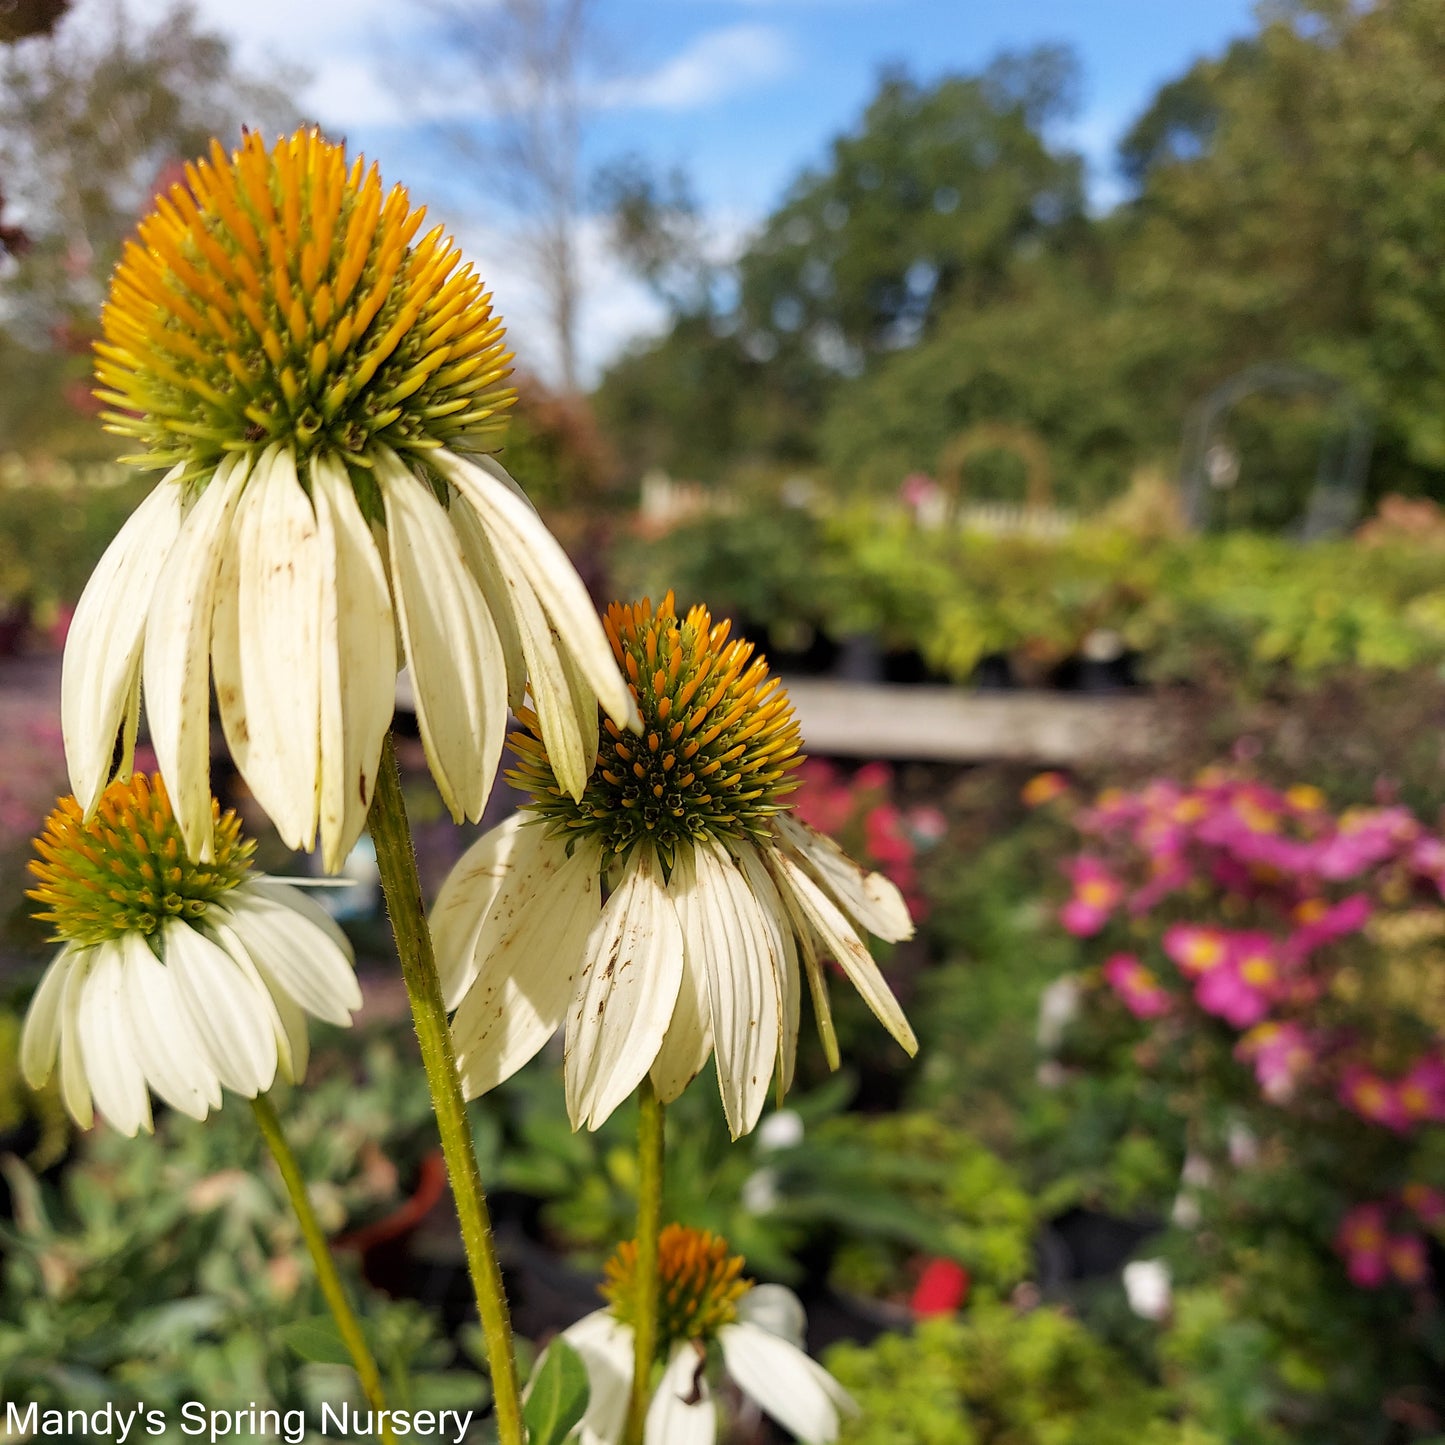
left=368, top=732, right=524, bottom=1445
left=624, top=1080, right=666, bottom=1445
left=251, top=1095, right=396, bottom=1445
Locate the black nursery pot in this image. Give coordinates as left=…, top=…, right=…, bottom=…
left=882, top=648, right=949, bottom=686
left=1049, top=652, right=1141, bottom=694
left=734, top=616, right=839, bottom=677
left=832, top=633, right=885, bottom=684
left=970, top=652, right=1017, bottom=690
left=1034, top=1206, right=1163, bottom=1292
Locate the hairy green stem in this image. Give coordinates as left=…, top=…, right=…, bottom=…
left=251, top=1095, right=396, bottom=1445
left=368, top=733, right=524, bottom=1445
left=624, top=1080, right=666, bottom=1445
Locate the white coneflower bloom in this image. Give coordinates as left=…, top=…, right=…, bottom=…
left=436, top=594, right=917, bottom=1138
left=66, top=128, right=634, bottom=872
left=553, top=1225, right=854, bottom=1445
left=19, top=773, right=361, bottom=1136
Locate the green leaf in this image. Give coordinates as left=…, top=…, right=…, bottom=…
left=279, top=1316, right=354, bottom=1366
left=522, top=1338, right=591, bottom=1445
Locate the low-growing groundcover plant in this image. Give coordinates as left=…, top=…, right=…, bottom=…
left=0, top=1031, right=474, bottom=1414
left=826, top=1299, right=1220, bottom=1445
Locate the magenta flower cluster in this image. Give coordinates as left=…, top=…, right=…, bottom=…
left=1336, top=1186, right=1444, bottom=1289
left=1034, top=769, right=1445, bottom=1287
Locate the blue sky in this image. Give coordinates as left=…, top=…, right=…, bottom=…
left=131, top=0, right=1262, bottom=380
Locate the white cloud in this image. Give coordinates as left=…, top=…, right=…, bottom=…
left=598, top=23, right=790, bottom=110
left=449, top=202, right=759, bottom=387
left=76, top=1, right=776, bottom=377
left=122, top=0, right=789, bottom=128
left=451, top=213, right=670, bottom=387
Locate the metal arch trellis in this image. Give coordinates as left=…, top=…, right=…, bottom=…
left=1178, top=362, right=1374, bottom=539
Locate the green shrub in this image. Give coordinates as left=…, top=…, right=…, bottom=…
left=828, top=1302, right=1221, bottom=1445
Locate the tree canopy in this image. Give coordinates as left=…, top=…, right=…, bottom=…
left=596, top=0, right=1445, bottom=519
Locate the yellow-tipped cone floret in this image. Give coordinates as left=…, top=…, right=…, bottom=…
left=96, top=128, right=515, bottom=476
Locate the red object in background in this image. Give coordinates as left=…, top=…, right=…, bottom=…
left=336, top=1149, right=449, bottom=1256
left=911, top=1257, right=970, bottom=1317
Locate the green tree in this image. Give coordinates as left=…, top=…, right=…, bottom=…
left=594, top=52, right=1088, bottom=485
left=0, top=1, right=295, bottom=455
left=1115, top=0, right=1445, bottom=495
left=737, top=51, right=1086, bottom=361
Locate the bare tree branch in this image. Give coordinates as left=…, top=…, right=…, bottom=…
left=424, top=0, right=596, bottom=395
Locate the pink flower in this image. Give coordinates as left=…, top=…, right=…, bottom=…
left=1338, top=1064, right=1410, bottom=1132
left=853, top=761, right=893, bottom=794
left=1287, top=894, right=1372, bottom=956
left=1128, top=858, right=1193, bottom=915
left=1103, top=953, right=1173, bottom=1019
left=793, top=759, right=853, bottom=837
left=864, top=804, right=915, bottom=868
left=1387, top=1234, right=1428, bottom=1286
left=1162, top=924, right=1229, bottom=978
left=1397, top=1055, right=1445, bottom=1124
left=1402, top=1183, right=1445, bottom=1229
left=1060, top=855, right=1123, bottom=937
left=1313, top=808, right=1418, bottom=880
left=1236, top=1021, right=1314, bottom=1102
left=1193, top=960, right=1272, bottom=1029
left=907, top=805, right=948, bottom=847
left=1078, top=787, right=1138, bottom=834
left=1410, top=835, right=1445, bottom=895
left=899, top=472, right=939, bottom=509
left=1336, top=1203, right=1390, bottom=1288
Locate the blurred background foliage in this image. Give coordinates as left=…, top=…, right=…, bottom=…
left=597, top=0, right=1445, bottom=518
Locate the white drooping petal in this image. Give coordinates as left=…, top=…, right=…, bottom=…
left=731, top=841, right=801, bottom=1098
left=120, top=931, right=221, bottom=1120
left=222, top=886, right=360, bottom=1025
left=764, top=847, right=918, bottom=1057
left=649, top=848, right=713, bottom=1107
left=434, top=449, right=638, bottom=732
left=143, top=453, right=250, bottom=858
left=248, top=876, right=353, bottom=956
left=447, top=490, right=527, bottom=712
left=720, top=1321, right=855, bottom=1445
left=796, top=927, right=841, bottom=1072
left=254, top=961, right=312, bottom=1084
left=162, top=919, right=278, bottom=1096
left=19, top=947, right=72, bottom=1088
left=212, top=446, right=324, bottom=852
left=452, top=828, right=601, bottom=1099
left=645, top=1341, right=716, bottom=1445
left=562, top=1310, right=633, bottom=1445
left=430, top=812, right=530, bottom=1008
left=565, top=846, right=684, bottom=1131
left=773, top=813, right=914, bottom=943
left=737, top=1283, right=808, bottom=1350
left=686, top=838, right=780, bottom=1139
left=207, top=915, right=304, bottom=1083
left=56, top=951, right=93, bottom=1128
left=61, top=472, right=186, bottom=815
left=76, top=943, right=152, bottom=1136
left=449, top=489, right=597, bottom=799
left=313, top=454, right=397, bottom=873
left=379, top=451, right=506, bottom=822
